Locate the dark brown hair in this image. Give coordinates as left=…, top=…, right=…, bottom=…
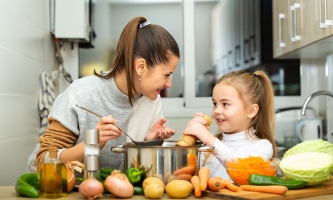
left=215, top=70, right=277, bottom=158
left=94, top=16, right=180, bottom=105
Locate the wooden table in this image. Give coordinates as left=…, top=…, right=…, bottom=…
left=1, top=186, right=333, bottom=200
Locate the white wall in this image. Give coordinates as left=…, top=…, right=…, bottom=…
left=0, top=0, right=79, bottom=186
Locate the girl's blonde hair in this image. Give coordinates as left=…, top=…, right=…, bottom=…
left=214, top=70, right=277, bottom=158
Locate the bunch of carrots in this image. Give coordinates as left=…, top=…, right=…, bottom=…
left=190, top=166, right=239, bottom=197
left=190, top=166, right=288, bottom=197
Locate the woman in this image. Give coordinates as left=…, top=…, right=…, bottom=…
left=27, top=16, right=180, bottom=172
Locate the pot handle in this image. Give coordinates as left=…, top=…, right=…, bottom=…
left=198, top=146, right=214, bottom=152
left=111, top=144, right=125, bottom=153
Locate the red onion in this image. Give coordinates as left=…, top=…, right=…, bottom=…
left=79, top=178, right=104, bottom=200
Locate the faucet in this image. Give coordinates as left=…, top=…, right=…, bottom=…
left=301, top=90, right=333, bottom=115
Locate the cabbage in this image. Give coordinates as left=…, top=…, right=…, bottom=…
left=283, top=139, right=333, bottom=159
left=280, top=152, right=333, bottom=186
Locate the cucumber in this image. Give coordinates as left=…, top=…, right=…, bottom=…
left=133, top=186, right=144, bottom=195
left=248, top=174, right=308, bottom=190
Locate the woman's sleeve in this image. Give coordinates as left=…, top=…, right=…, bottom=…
left=35, top=118, right=78, bottom=171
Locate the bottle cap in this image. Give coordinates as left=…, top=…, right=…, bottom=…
left=49, top=147, right=58, bottom=159
left=84, top=130, right=99, bottom=145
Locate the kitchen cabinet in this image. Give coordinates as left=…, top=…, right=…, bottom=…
left=273, top=0, right=333, bottom=59
left=212, top=0, right=260, bottom=79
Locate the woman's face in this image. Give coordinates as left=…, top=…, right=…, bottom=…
left=138, top=54, right=179, bottom=100
left=211, top=83, right=252, bottom=134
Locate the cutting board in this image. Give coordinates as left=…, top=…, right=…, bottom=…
left=202, top=178, right=333, bottom=200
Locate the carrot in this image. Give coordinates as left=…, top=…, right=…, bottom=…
left=207, top=176, right=224, bottom=191
left=132, top=157, right=140, bottom=169
left=240, top=185, right=288, bottom=195
left=226, top=156, right=277, bottom=185
left=191, top=175, right=202, bottom=197
left=173, top=165, right=196, bottom=176
left=224, top=180, right=239, bottom=192
left=187, top=150, right=197, bottom=167
left=176, top=174, right=193, bottom=182
left=198, top=166, right=210, bottom=191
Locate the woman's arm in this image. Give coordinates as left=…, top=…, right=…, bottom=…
left=36, top=118, right=79, bottom=171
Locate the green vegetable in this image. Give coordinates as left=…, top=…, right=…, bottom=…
left=248, top=174, right=308, bottom=190
left=283, top=139, right=333, bottom=159
left=140, top=165, right=152, bottom=181
left=100, top=167, right=114, bottom=175
left=280, top=152, right=333, bottom=186
left=15, top=173, right=40, bottom=198
left=126, top=167, right=143, bottom=184
left=133, top=186, right=144, bottom=195
left=99, top=167, right=114, bottom=180
left=100, top=172, right=109, bottom=180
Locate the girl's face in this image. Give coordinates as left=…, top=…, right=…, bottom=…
left=211, top=83, right=253, bottom=134
left=138, top=54, right=179, bottom=100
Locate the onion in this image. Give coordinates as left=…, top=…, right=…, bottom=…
left=104, top=170, right=134, bottom=198
left=79, top=178, right=104, bottom=200
left=66, top=161, right=85, bottom=192
left=67, top=166, right=76, bottom=191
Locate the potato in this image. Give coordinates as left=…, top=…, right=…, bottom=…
left=165, top=180, right=194, bottom=198
left=143, top=177, right=165, bottom=191
left=144, top=184, right=164, bottom=199
left=163, top=172, right=172, bottom=184
left=167, top=175, right=176, bottom=184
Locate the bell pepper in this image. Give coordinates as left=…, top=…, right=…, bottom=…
left=15, top=173, right=40, bottom=198
left=140, top=164, right=152, bottom=181
left=126, top=167, right=143, bottom=184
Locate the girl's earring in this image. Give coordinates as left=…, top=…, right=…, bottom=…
left=139, top=76, right=141, bottom=81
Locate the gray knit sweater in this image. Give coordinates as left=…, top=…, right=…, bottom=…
left=27, top=75, right=163, bottom=172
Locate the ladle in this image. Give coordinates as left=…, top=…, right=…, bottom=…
left=76, top=104, right=164, bottom=146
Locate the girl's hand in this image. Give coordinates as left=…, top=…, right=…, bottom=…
left=145, top=118, right=176, bottom=140
left=182, top=114, right=215, bottom=145
left=95, top=115, right=123, bottom=149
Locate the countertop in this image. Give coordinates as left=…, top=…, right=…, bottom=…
left=2, top=186, right=333, bottom=200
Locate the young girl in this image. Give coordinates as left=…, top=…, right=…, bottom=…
left=182, top=70, right=277, bottom=180
left=27, top=16, right=179, bottom=173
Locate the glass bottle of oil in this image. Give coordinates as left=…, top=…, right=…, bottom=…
left=39, top=147, right=67, bottom=198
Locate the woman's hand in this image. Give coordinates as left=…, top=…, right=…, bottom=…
left=95, top=115, right=123, bottom=149
left=145, top=118, right=175, bottom=140
left=182, top=113, right=215, bottom=145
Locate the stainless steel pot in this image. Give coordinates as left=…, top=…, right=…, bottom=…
left=111, top=141, right=214, bottom=184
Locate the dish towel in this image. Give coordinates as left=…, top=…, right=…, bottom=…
left=38, top=71, right=56, bottom=136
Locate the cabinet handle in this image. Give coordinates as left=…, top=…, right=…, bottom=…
left=278, top=13, right=286, bottom=47
left=250, top=35, right=255, bottom=61
left=320, top=0, right=331, bottom=28
left=290, top=3, right=300, bottom=42
left=243, top=39, right=249, bottom=64
left=227, top=51, right=233, bottom=70
left=235, top=45, right=240, bottom=67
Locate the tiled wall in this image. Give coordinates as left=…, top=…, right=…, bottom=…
left=0, top=0, right=59, bottom=186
